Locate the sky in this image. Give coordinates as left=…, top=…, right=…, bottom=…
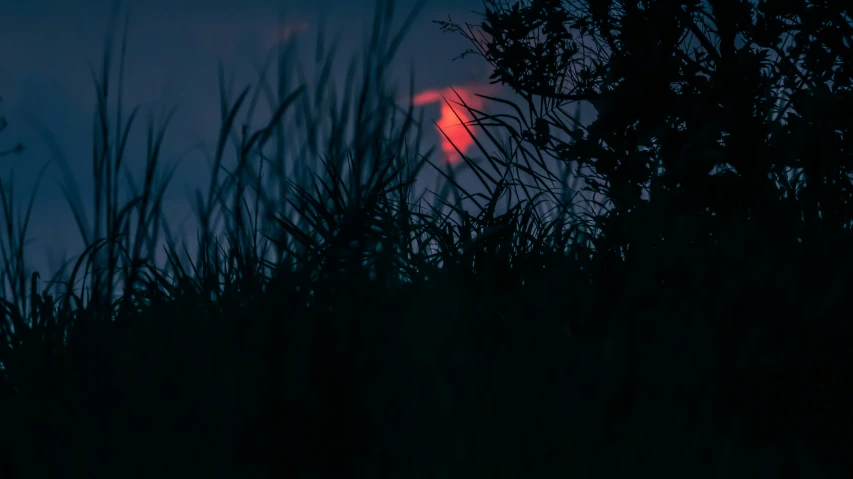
left=0, top=0, right=591, bottom=283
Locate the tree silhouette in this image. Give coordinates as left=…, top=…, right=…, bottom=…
left=441, top=0, right=852, bottom=248
left=440, top=0, right=853, bottom=474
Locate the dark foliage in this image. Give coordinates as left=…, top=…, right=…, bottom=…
left=0, top=0, right=851, bottom=477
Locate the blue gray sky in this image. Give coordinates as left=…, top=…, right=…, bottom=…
left=0, top=0, right=588, bottom=280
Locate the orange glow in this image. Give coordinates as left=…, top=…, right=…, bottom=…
left=412, top=84, right=498, bottom=165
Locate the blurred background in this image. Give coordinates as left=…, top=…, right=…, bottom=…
left=2, top=0, right=593, bottom=280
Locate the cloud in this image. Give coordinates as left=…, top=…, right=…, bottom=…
left=268, top=20, right=309, bottom=46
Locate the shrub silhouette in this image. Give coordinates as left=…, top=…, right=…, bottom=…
left=438, top=0, right=853, bottom=475
left=0, top=0, right=851, bottom=477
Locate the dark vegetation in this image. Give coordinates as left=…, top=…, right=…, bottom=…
left=1, top=0, right=852, bottom=476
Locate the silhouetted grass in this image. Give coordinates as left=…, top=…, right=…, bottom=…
left=1, top=0, right=852, bottom=478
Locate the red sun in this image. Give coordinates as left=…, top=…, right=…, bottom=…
left=412, top=84, right=498, bottom=165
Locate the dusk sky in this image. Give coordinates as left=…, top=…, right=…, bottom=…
left=0, top=0, right=592, bottom=280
